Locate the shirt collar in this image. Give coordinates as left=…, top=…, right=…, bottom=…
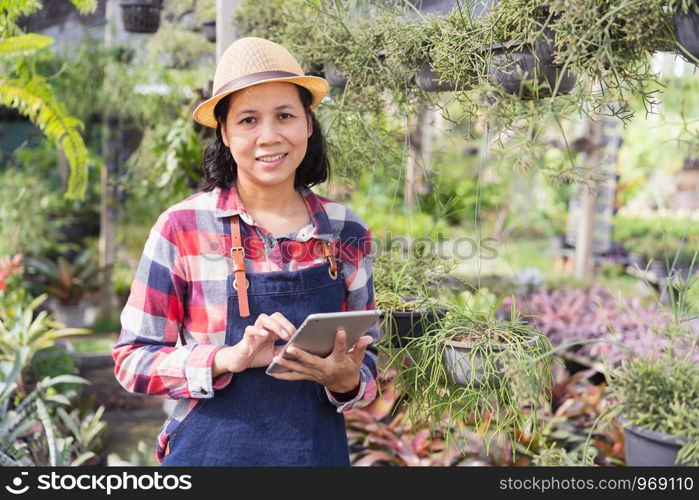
left=213, top=181, right=334, bottom=243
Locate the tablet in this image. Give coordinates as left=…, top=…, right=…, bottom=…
left=265, top=310, right=382, bottom=374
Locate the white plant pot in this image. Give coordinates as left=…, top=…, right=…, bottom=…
left=443, top=335, right=537, bottom=387
left=50, top=299, right=98, bottom=329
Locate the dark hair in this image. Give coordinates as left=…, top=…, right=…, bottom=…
left=198, top=85, right=330, bottom=192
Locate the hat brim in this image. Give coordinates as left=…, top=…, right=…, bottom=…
left=192, top=75, right=329, bottom=128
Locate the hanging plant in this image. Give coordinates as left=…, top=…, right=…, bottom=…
left=381, top=9, right=480, bottom=94
left=120, top=0, right=164, bottom=34
left=383, top=309, right=555, bottom=454
left=202, top=19, right=216, bottom=43
left=674, top=0, right=699, bottom=62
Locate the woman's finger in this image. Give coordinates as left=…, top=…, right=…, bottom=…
left=255, top=314, right=291, bottom=341
left=244, top=325, right=268, bottom=343
left=270, top=312, right=297, bottom=338
left=330, top=329, right=348, bottom=360
left=285, top=345, right=321, bottom=369
left=267, top=370, right=314, bottom=382
left=271, top=354, right=316, bottom=376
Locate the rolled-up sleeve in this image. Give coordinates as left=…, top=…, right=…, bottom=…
left=325, top=221, right=380, bottom=412
left=113, top=211, right=232, bottom=400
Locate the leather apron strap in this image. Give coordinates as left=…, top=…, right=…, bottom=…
left=230, top=214, right=338, bottom=317
left=230, top=215, right=250, bottom=317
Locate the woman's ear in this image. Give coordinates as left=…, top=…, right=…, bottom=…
left=219, top=121, right=230, bottom=148
left=306, top=112, right=313, bottom=138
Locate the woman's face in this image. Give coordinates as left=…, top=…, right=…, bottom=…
left=220, top=81, right=312, bottom=189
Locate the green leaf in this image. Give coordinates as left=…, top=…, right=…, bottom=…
left=35, top=398, right=58, bottom=466
left=0, top=33, right=53, bottom=57
left=68, top=0, right=98, bottom=15
left=0, top=71, right=89, bottom=200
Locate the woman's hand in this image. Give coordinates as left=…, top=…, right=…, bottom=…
left=213, top=312, right=296, bottom=375
left=266, top=329, right=373, bottom=393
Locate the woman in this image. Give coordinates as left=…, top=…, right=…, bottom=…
left=113, top=37, right=380, bottom=466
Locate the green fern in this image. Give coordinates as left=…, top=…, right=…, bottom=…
left=0, top=33, right=52, bottom=56
left=0, top=0, right=96, bottom=27
left=0, top=0, right=97, bottom=199
left=0, top=68, right=88, bottom=199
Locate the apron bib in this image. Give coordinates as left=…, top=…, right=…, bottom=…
left=162, top=215, right=349, bottom=466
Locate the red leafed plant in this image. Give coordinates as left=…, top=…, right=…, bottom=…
left=502, top=286, right=698, bottom=366
left=344, top=368, right=462, bottom=466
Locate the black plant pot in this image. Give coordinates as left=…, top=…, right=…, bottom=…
left=324, top=63, right=347, bottom=89
left=380, top=308, right=444, bottom=348
left=416, top=60, right=452, bottom=92
left=627, top=251, right=647, bottom=270
left=202, top=20, right=216, bottom=43
left=120, top=1, right=163, bottom=34
left=621, top=418, right=688, bottom=466
left=674, top=5, right=699, bottom=62
left=487, top=41, right=577, bottom=99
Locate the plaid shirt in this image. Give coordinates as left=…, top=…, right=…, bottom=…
left=113, top=181, right=380, bottom=463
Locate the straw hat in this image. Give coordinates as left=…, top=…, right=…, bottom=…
left=192, top=37, right=329, bottom=128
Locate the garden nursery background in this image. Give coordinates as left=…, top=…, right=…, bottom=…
left=0, top=0, right=697, bottom=467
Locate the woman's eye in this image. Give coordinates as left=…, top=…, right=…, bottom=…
left=241, top=117, right=255, bottom=124
left=280, top=113, right=293, bottom=119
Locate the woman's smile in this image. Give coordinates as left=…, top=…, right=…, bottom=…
left=256, top=152, right=288, bottom=167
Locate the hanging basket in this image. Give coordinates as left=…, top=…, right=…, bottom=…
left=202, top=20, right=216, bottom=43
left=120, top=1, right=163, bottom=34
left=674, top=4, right=699, bottom=63
left=415, top=60, right=460, bottom=92
left=486, top=41, right=577, bottom=99
left=324, top=62, right=347, bottom=89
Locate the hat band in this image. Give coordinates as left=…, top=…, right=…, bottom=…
left=214, top=70, right=301, bottom=96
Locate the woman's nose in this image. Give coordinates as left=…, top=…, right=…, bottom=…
left=257, top=118, right=282, bottom=144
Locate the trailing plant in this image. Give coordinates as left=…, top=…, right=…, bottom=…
left=373, top=249, right=453, bottom=313
left=384, top=308, right=555, bottom=456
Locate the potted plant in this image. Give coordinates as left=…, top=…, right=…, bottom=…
left=674, top=0, right=699, bottom=62
left=25, top=250, right=106, bottom=329
left=385, top=305, right=555, bottom=453
left=441, top=314, right=548, bottom=388
left=374, top=251, right=450, bottom=348
left=608, top=349, right=698, bottom=466
left=120, top=0, right=164, bottom=34
left=377, top=6, right=476, bottom=93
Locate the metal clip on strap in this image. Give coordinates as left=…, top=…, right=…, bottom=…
left=230, top=216, right=250, bottom=317
left=322, top=241, right=338, bottom=280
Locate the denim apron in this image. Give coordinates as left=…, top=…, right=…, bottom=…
left=162, top=215, right=350, bottom=466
